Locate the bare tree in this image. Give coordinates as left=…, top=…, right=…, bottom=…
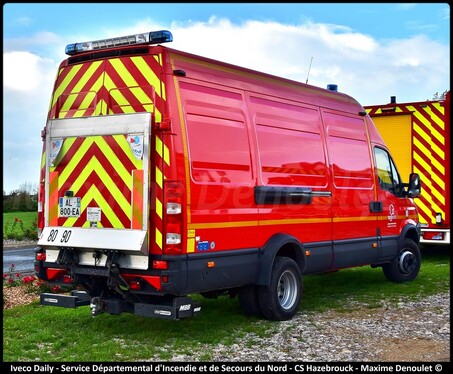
left=431, top=90, right=448, bottom=101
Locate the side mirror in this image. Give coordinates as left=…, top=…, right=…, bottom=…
left=407, top=173, right=421, bottom=198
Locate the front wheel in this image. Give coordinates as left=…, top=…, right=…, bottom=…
left=258, top=257, right=302, bottom=321
left=382, top=238, right=421, bottom=283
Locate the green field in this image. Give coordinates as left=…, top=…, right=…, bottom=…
left=2, top=246, right=449, bottom=361
left=3, top=211, right=38, bottom=240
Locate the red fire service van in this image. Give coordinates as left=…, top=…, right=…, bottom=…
left=35, top=30, right=422, bottom=321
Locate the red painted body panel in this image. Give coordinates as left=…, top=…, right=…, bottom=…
left=161, top=46, right=417, bottom=257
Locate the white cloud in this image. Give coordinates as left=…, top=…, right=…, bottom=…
left=439, top=7, right=450, bottom=21
left=397, top=4, right=417, bottom=11
left=3, top=51, right=58, bottom=193
left=162, top=17, right=448, bottom=104
left=13, top=16, right=34, bottom=27
left=2, top=16, right=450, bottom=192
left=4, top=51, right=56, bottom=92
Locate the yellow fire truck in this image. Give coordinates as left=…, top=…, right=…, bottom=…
left=365, top=91, right=450, bottom=245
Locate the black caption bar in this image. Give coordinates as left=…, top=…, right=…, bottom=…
left=3, top=362, right=451, bottom=374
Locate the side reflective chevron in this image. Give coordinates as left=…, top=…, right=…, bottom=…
left=410, top=102, right=446, bottom=225
left=367, top=102, right=446, bottom=225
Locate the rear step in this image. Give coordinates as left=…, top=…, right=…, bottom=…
left=40, top=290, right=91, bottom=308
left=40, top=291, right=202, bottom=320
left=135, top=296, right=202, bottom=320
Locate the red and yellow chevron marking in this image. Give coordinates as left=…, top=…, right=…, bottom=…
left=48, top=171, right=59, bottom=226
left=410, top=103, right=445, bottom=224
left=366, top=101, right=447, bottom=225
left=40, top=52, right=169, bottom=253
left=50, top=135, right=143, bottom=228
left=49, top=55, right=165, bottom=120
left=132, top=170, right=144, bottom=229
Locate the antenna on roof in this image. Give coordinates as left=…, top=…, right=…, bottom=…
left=306, top=56, right=313, bottom=84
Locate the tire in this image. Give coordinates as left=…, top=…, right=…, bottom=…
left=238, top=285, right=263, bottom=317
left=258, top=257, right=302, bottom=321
left=382, top=238, right=421, bottom=283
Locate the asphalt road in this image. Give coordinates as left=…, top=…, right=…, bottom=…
left=3, top=247, right=35, bottom=274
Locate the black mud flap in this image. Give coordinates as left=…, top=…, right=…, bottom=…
left=40, top=290, right=91, bottom=308
left=134, top=296, right=202, bottom=320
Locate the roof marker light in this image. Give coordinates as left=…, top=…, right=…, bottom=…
left=65, top=30, right=173, bottom=55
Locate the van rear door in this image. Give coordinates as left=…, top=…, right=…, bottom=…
left=38, top=113, right=151, bottom=267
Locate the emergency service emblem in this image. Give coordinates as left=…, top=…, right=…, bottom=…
left=128, top=134, right=144, bottom=160
left=388, top=204, right=396, bottom=221
left=49, top=138, right=63, bottom=166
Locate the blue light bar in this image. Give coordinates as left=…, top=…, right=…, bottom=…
left=65, top=30, right=173, bottom=55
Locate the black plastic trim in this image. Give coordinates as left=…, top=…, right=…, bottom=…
left=255, top=186, right=313, bottom=205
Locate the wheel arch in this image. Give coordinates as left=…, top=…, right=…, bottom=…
left=256, top=233, right=306, bottom=286
left=399, top=223, right=421, bottom=248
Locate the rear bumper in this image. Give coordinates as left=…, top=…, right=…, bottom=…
left=420, top=228, right=450, bottom=245
left=40, top=290, right=201, bottom=320
left=36, top=246, right=261, bottom=295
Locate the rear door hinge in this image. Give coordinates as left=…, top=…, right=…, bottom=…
left=155, top=118, right=171, bottom=131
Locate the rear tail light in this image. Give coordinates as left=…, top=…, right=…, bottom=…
left=129, top=281, right=142, bottom=290
left=153, top=260, right=168, bottom=270
left=122, top=274, right=162, bottom=291
left=63, top=275, right=72, bottom=284
left=36, top=252, right=46, bottom=261
left=164, top=181, right=184, bottom=254
left=167, top=202, right=181, bottom=214
left=166, top=233, right=181, bottom=245
left=46, top=268, right=66, bottom=281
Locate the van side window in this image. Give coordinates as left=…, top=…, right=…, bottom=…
left=252, top=97, right=327, bottom=188
left=374, top=147, right=403, bottom=196
left=324, top=112, right=373, bottom=190
left=180, top=82, right=252, bottom=184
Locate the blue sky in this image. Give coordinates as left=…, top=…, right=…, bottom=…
left=3, top=3, right=450, bottom=194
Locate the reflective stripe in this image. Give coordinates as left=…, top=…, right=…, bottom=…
left=132, top=170, right=144, bottom=229
left=48, top=172, right=59, bottom=226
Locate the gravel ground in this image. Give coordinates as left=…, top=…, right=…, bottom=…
left=152, top=293, right=450, bottom=362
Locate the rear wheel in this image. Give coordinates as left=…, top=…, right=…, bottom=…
left=258, top=257, right=302, bottom=321
left=382, top=238, right=421, bottom=283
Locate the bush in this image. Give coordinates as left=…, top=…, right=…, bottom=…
left=3, top=216, right=38, bottom=240
left=3, top=264, right=70, bottom=294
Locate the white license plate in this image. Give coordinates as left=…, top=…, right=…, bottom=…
left=59, top=197, right=81, bottom=217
